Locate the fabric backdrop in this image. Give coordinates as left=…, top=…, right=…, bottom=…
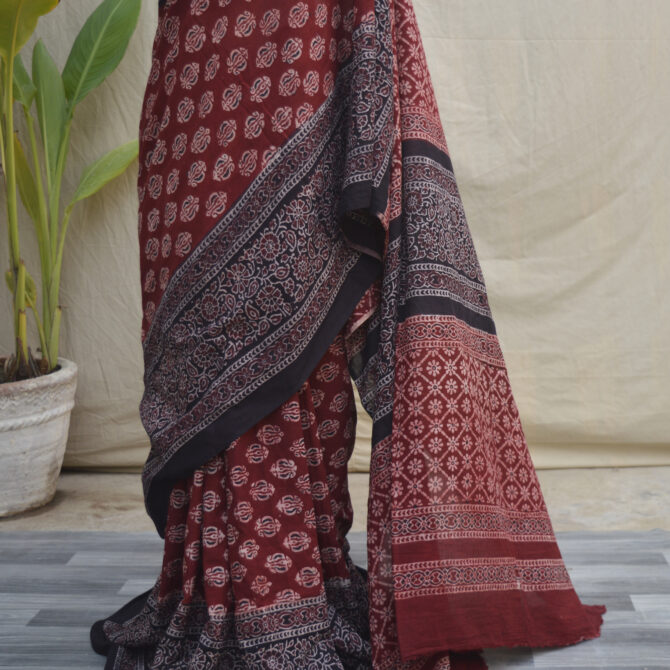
left=1, top=0, right=668, bottom=472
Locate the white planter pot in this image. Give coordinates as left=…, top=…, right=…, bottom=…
left=0, top=357, right=77, bottom=517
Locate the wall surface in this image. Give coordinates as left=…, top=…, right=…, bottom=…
left=1, top=0, right=668, bottom=472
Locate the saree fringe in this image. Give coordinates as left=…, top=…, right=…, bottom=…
left=92, top=0, right=606, bottom=666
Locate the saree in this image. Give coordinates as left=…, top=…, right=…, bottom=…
left=93, top=327, right=374, bottom=668
left=91, top=0, right=606, bottom=667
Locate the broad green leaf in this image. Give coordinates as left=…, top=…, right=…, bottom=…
left=12, top=54, right=36, bottom=108
left=32, top=39, right=66, bottom=185
left=69, top=139, right=138, bottom=207
left=62, top=0, right=140, bottom=108
left=13, top=134, right=41, bottom=223
left=0, top=0, right=58, bottom=64
left=5, top=267, right=37, bottom=306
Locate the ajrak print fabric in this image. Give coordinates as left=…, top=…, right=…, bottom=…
left=100, top=0, right=607, bottom=666
left=99, top=330, right=373, bottom=669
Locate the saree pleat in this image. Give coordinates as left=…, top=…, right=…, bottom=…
left=97, top=329, right=372, bottom=668
left=92, top=0, right=605, bottom=666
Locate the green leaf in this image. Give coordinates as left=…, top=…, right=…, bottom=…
left=32, top=39, right=66, bottom=185
left=5, top=267, right=37, bottom=306
left=68, top=139, right=138, bottom=207
left=25, top=269, right=37, bottom=307
left=62, top=0, right=140, bottom=108
left=12, top=54, right=36, bottom=108
left=13, top=133, right=40, bottom=223
left=0, top=0, right=58, bottom=64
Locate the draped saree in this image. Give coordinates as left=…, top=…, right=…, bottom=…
left=91, top=0, right=606, bottom=667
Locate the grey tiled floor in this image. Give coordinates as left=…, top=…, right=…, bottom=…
left=0, top=530, right=669, bottom=669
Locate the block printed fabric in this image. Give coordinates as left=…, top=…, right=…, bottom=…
left=91, top=0, right=606, bottom=667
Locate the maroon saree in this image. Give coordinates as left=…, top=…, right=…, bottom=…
left=91, top=0, right=605, bottom=667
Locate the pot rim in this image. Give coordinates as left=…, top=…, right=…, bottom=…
left=0, top=356, right=77, bottom=395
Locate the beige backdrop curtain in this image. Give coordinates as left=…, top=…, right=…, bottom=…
left=1, top=0, right=668, bottom=472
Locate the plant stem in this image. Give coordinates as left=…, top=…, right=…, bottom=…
left=49, top=117, right=72, bottom=263
left=2, top=60, right=20, bottom=271
left=23, top=106, right=53, bottom=367
left=52, top=205, right=72, bottom=319
left=1, top=55, right=26, bottom=368
left=47, top=117, right=72, bottom=345
left=48, top=304, right=61, bottom=366
left=16, top=260, right=28, bottom=363
left=28, top=294, right=48, bottom=364
left=3, top=62, right=19, bottom=273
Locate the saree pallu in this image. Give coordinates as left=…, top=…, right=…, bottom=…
left=93, top=0, right=606, bottom=666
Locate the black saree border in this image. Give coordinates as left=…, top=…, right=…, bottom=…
left=146, top=251, right=381, bottom=536
left=140, top=4, right=396, bottom=536
left=396, top=138, right=498, bottom=336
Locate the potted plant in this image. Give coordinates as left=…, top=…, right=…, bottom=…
left=0, top=0, right=140, bottom=516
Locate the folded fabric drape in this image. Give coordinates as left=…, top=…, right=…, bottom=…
left=95, top=328, right=374, bottom=668
left=94, top=0, right=605, bottom=666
